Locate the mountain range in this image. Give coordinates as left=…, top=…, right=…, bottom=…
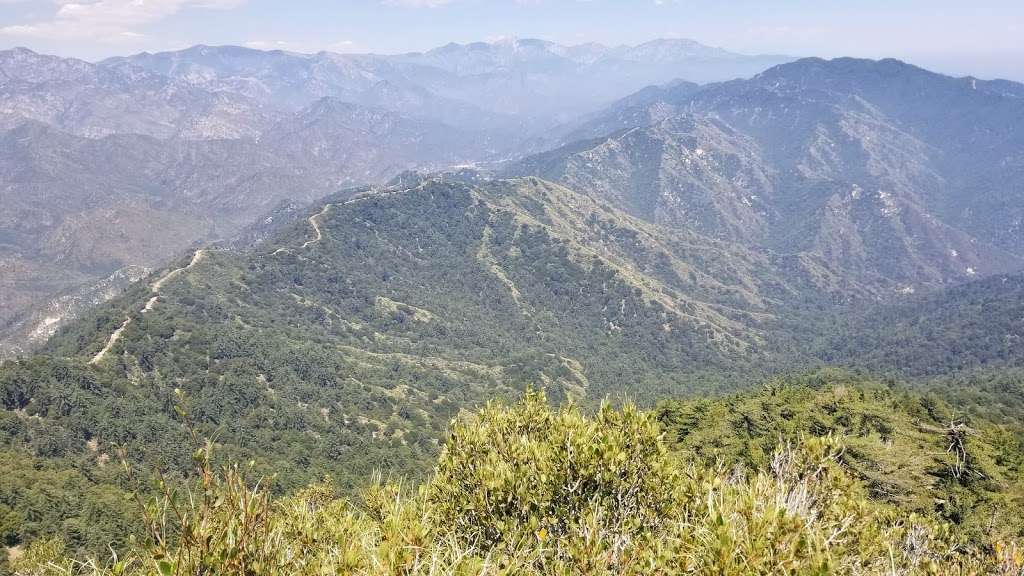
left=2, top=40, right=1024, bottom=488
left=0, top=39, right=793, bottom=356
left=512, top=57, right=1024, bottom=294
left=4, top=47, right=1024, bottom=358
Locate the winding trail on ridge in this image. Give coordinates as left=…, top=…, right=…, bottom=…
left=92, top=189, right=415, bottom=363
left=301, top=204, right=331, bottom=249
left=89, top=249, right=208, bottom=365
left=272, top=203, right=333, bottom=256
left=272, top=184, right=431, bottom=257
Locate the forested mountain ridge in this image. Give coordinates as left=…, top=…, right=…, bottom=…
left=4, top=43, right=1024, bottom=574
left=0, top=175, right=820, bottom=558
left=6, top=51, right=1022, bottom=358
left=43, top=176, right=827, bottom=397
left=0, top=103, right=477, bottom=357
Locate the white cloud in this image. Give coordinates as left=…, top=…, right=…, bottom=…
left=244, top=39, right=291, bottom=49
left=0, top=0, right=246, bottom=42
left=327, top=39, right=356, bottom=51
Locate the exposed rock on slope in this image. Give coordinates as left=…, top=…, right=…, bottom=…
left=511, top=57, right=1024, bottom=292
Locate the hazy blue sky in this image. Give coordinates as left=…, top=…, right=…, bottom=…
left=1, top=0, right=1022, bottom=79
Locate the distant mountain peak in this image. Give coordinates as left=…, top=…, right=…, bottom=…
left=750, top=55, right=1024, bottom=105
left=5, top=46, right=39, bottom=56
left=631, top=37, right=725, bottom=52
left=757, top=56, right=935, bottom=83
left=405, top=36, right=771, bottom=67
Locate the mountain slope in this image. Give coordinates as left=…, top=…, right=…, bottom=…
left=818, top=273, right=1024, bottom=376
left=0, top=106, right=483, bottom=356
left=15, top=379, right=1024, bottom=574
left=551, top=79, right=702, bottom=145
left=0, top=40, right=797, bottom=356
left=105, top=45, right=516, bottom=132
left=511, top=57, right=1024, bottom=292
left=13, top=381, right=1024, bottom=574
left=114, top=39, right=792, bottom=126
left=0, top=175, right=836, bottom=554
left=514, top=116, right=776, bottom=243
left=0, top=47, right=272, bottom=140
left=262, top=97, right=484, bottom=182
left=747, top=57, right=1024, bottom=255
left=4, top=177, right=1024, bottom=561
left=45, top=176, right=820, bottom=397
left=0, top=39, right=792, bottom=357
left=0, top=122, right=233, bottom=355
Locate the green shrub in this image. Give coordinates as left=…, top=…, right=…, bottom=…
left=13, top=391, right=1023, bottom=575
left=428, top=389, right=678, bottom=552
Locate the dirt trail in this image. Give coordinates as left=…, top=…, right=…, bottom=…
left=275, top=185, right=428, bottom=257
left=301, top=204, right=331, bottom=249
left=151, top=249, right=207, bottom=292
left=270, top=204, right=333, bottom=257
left=88, top=318, right=133, bottom=365
left=88, top=249, right=208, bottom=365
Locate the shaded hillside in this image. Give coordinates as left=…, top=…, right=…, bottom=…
left=514, top=116, right=776, bottom=244
left=819, top=274, right=1024, bottom=376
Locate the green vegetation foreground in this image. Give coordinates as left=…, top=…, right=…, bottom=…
left=11, top=389, right=1024, bottom=576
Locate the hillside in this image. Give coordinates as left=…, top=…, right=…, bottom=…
left=0, top=100, right=481, bottom=356
left=3, top=177, right=1024, bottom=567
left=9, top=52, right=1023, bottom=358
left=44, top=175, right=825, bottom=402
left=5, top=46, right=1024, bottom=574
left=819, top=273, right=1024, bottom=376
left=0, top=175, right=833, bottom=556
left=0, top=39, right=795, bottom=357
left=112, top=39, right=791, bottom=124
left=511, top=57, right=1024, bottom=292
left=0, top=48, right=271, bottom=140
